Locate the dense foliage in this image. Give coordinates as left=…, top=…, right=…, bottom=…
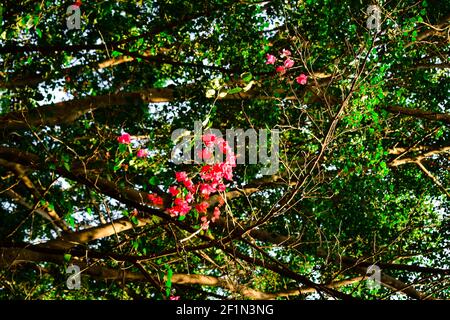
left=0, top=0, right=449, bottom=300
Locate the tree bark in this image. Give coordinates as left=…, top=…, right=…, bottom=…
left=384, top=106, right=450, bottom=124
left=389, top=146, right=450, bottom=166
left=0, top=245, right=362, bottom=300
left=0, top=87, right=294, bottom=132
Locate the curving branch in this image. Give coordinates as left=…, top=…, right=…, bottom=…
left=389, top=146, right=450, bottom=167
left=0, top=86, right=297, bottom=132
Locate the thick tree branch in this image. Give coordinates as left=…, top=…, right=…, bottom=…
left=384, top=106, right=450, bottom=124
left=0, top=245, right=362, bottom=300
left=0, top=87, right=296, bottom=132
left=389, top=146, right=450, bottom=167
left=43, top=217, right=156, bottom=250
left=0, top=158, right=69, bottom=232
left=415, top=161, right=450, bottom=198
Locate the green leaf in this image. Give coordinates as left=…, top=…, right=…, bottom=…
left=67, top=215, right=75, bottom=228
left=131, top=216, right=139, bottom=225
left=178, top=215, right=186, bottom=221
left=118, top=143, right=127, bottom=153
left=36, top=28, right=42, bottom=38
left=64, top=254, right=72, bottom=262
left=241, top=72, right=252, bottom=83
left=227, top=87, right=242, bottom=95
left=114, top=159, right=125, bottom=171
left=166, top=267, right=173, bottom=297
left=152, top=216, right=162, bottom=223
left=63, top=161, right=71, bottom=172
left=149, top=176, right=159, bottom=186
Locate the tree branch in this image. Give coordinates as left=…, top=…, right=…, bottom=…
left=384, top=106, right=450, bottom=124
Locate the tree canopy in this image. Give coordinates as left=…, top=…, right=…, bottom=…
left=0, top=0, right=449, bottom=300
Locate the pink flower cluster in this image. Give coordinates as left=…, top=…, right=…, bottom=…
left=165, top=134, right=236, bottom=230
left=266, top=49, right=308, bottom=85
left=117, top=133, right=234, bottom=231
left=117, top=133, right=149, bottom=158
left=117, top=133, right=131, bottom=144
left=137, top=149, right=149, bottom=158
left=148, top=193, right=164, bottom=206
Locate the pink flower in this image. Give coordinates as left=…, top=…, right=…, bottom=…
left=216, top=138, right=230, bottom=154
left=195, top=201, right=209, bottom=213
left=185, top=192, right=194, bottom=203
left=199, top=183, right=215, bottom=199
left=198, top=148, right=212, bottom=160
left=202, top=134, right=217, bottom=147
left=276, top=66, right=286, bottom=74
left=226, top=154, right=237, bottom=167
left=266, top=54, right=276, bottom=65
left=283, top=58, right=294, bottom=68
left=174, top=198, right=184, bottom=206
left=183, top=179, right=196, bottom=194
left=212, top=207, right=221, bottom=222
left=167, top=207, right=178, bottom=217
left=168, top=186, right=179, bottom=197
left=200, top=165, right=213, bottom=181
left=223, top=166, right=233, bottom=180
left=281, top=49, right=291, bottom=57
left=200, top=216, right=210, bottom=230
left=175, top=171, right=188, bottom=182
left=136, top=149, right=149, bottom=158
left=148, top=193, right=163, bottom=206
left=170, top=296, right=180, bottom=300
left=174, top=198, right=190, bottom=209
left=296, top=73, right=308, bottom=85
left=201, top=165, right=211, bottom=174
left=168, top=198, right=191, bottom=217
left=117, top=133, right=131, bottom=144
left=211, top=163, right=225, bottom=177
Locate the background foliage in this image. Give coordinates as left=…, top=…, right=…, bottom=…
left=0, top=0, right=449, bottom=300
